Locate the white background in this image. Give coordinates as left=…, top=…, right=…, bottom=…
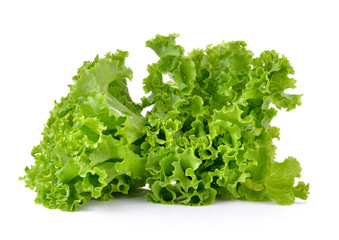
left=1, top=0, right=338, bottom=239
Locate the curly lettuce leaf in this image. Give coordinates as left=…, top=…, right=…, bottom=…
left=142, top=34, right=308, bottom=206
left=21, top=51, right=147, bottom=211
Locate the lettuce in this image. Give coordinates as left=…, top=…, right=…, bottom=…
left=22, top=34, right=309, bottom=211
left=21, top=51, right=147, bottom=211
left=142, top=34, right=309, bottom=205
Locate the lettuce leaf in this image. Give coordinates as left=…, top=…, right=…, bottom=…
left=142, top=34, right=309, bottom=206
left=21, top=51, right=147, bottom=211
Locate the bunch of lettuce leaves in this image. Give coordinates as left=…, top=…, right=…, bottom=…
left=21, top=51, right=147, bottom=211
left=21, top=34, right=309, bottom=211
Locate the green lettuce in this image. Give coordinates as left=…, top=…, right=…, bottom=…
left=22, top=34, right=309, bottom=211
left=21, top=51, right=147, bottom=211
left=142, top=34, right=309, bottom=205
